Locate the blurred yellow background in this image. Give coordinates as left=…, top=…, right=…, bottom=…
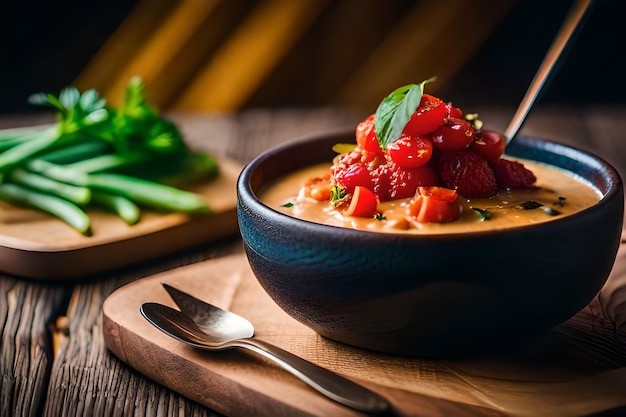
left=0, top=0, right=623, bottom=114
left=72, top=0, right=514, bottom=113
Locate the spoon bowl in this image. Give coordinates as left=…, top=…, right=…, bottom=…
left=163, top=293, right=255, bottom=342
left=141, top=302, right=242, bottom=347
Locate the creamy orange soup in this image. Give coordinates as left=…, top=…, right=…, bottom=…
left=260, top=160, right=602, bottom=234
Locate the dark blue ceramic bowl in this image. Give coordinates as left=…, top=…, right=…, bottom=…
left=236, top=131, right=624, bottom=358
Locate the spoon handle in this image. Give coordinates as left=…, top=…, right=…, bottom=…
left=230, top=337, right=391, bottom=413
left=504, top=0, right=594, bottom=143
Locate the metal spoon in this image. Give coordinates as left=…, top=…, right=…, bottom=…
left=504, top=0, right=594, bottom=143
left=140, top=301, right=391, bottom=414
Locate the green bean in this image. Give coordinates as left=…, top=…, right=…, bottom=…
left=0, top=138, right=30, bottom=152
left=7, top=168, right=91, bottom=205
left=0, top=183, right=91, bottom=235
left=24, top=159, right=89, bottom=186
left=90, top=190, right=140, bottom=225
left=87, top=173, right=210, bottom=213
left=38, top=141, right=111, bottom=164
left=0, top=126, right=59, bottom=172
left=65, top=151, right=146, bottom=173
left=0, top=124, right=53, bottom=141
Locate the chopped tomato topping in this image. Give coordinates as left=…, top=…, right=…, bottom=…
left=408, top=186, right=463, bottom=223
left=430, top=117, right=476, bottom=152
left=386, top=135, right=433, bottom=168
left=355, top=114, right=383, bottom=155
left=470, top=130, right=506, bottom=164
left=344, top=186, right=378, bottom=217
left=402, top=94, right=447, bottom=137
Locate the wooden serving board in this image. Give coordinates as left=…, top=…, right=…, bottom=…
left=102, top=251, right=626, bottom=417
left=0, top=156, right=242, bottom=280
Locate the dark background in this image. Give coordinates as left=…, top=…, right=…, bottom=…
left=0, top=0, right=624, bottom=114
left=442, top=0, right=626, bottom=106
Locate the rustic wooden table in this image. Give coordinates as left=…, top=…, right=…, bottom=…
left=1, top=105, right=625, bottom=417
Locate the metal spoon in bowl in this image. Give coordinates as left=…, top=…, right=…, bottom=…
left=504, top=0, right=594, bottom=143
left=140, top=285, right=391, bottom=414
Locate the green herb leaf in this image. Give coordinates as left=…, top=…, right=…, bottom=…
left=374, top=77, right=436, bottom=150
left=107, top=77, right=185, bottom=156
left=330, top=185, right=348, bottom=207
left=59, top=87, right=80, bottom=110
left=282, top=202, right=294, bottom=208
left=472, top=207, right=492, bottom=221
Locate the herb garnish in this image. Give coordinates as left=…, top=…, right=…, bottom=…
left=374, top=213, right=386, bottom=221
left=518, top=201, right=543, bottom=210
left=282, top=202, right=294, bottom=208
left=374, top=77, right=436, bottom=150
left=330, top=185, right=348, bottom=207
left=472, top=207, right=492, bottom=220
left=516, top=200, right=562, bottom=216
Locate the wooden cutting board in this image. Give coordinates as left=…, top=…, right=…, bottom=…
left=0, top=156, right=241, bottom=279
left=102, top=252, right=626, bottom=417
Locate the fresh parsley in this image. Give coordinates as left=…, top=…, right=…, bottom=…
left=374, top=76, right=436, bottom=150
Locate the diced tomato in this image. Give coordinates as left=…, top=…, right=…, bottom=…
left=402, top=94, right=447, bottom=137
left=408, top=186, right=462, bottom=223
left=333, top=164, right=372, bottom=194
left=431, top=117, right=476, bottom=152
left=355, top=114, right=383, bottom=155
left=356, top=114, right=375, bottom=147
left=386, top=135, right=433, bottom=168
left=470, top=130, right=506, bottom=164
left=344, top=186, right=378, bottom=217
left=446, top=104, right=463, bottom=118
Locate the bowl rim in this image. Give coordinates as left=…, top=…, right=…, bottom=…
left=237, top=129, right=624, bottom=240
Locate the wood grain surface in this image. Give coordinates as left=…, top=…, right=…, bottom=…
left=102, top=252, right=626, bottom=417
left=1, top=106, right=625, bottom=417
left=102, top=253, right=506, bottom=417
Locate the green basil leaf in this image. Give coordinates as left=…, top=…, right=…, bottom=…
left=386, top=84, right=423, bottom=147
left=374, top=84, right=414, bottom=150
left=374, top=77, right=437, bottom=150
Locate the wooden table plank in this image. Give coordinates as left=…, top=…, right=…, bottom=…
left=0, top=277, right=69, bottom=417
left=43, top=250, right=235, bottom=417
